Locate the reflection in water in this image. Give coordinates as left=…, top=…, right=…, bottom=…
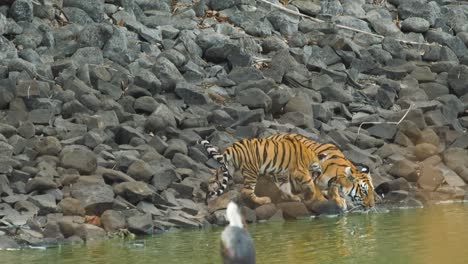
left=0, top=204, right=468, bottom=264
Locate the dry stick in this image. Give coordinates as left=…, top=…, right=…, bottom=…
left=356, top=103, right=414, bottom=138
left=256, top=0, right=440, bottom=47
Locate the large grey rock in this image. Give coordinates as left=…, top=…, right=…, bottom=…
left=175, top=82, right=211, bottom=105
left=448, top=65, right=468, bottom=97
left=164, top=138, right=188, bottom=159
left=236, top=88, right=272, bottom=111
left=398, top=0, right=440, bottom=25
left=418, top=164, right=444, bottom=191
left=78, top=23, right=113, bottom=49
left=375, top=177, right=410, bottom=197
left=320, top=0, right=343, bottom=17
left=63, top=0, right=105, bottom=22
left=113, top=181, right=155, bottom=204
left=101, top=210, right=126, bottom=232
left=204, top=43, right=251, bottom=68
left=9, top=0, right=33, bottom=22
left=63, top=7, right=95, bottom=25
left=158, top=49, right=187, bottom=68
left=114, top=126, right=147, bottom=145
left=137, top=201, right=164, bottom=216
left=60, top=145, right=97, bottom=174
left=0, top=236, right=20, bottom=250
left=75, top=224, right=106, bottom=241
left=152, top=57, right=184, bottom=92
left=367, top=123, right=397, bottom=140
left=277, top=202, right=311, bottom=220
left=151, top=166, right=180, bottom=192
left=262, top=36, right=288, bottom=53
left=127, top=212, right=153, bottom=235
left=71, top=47, right=104, bottom=66
left=133, top=96, right=159, bottom=113
left=228, top=66, right=264, bottom=84
left=27, top=193, right=57, bottom=215
left=167, top=212, right=201, bottom=228
left=420, top=82, right=449, bottom=100
left=58, top=197, right=85, bottom=216
left=103, top=26, right=130, bottom=65
left=0, top=123, right=16, bottom=138
left=426, top=31, right=468, bottom=59
left=401, top=17, right=430, bottom=33
left=267, top=6, right=300, bottom=36
left=389, top=159, right=419, bottom=182
left=71, top=182, right=114, bottom=215
left=25, top=177, right=57, bottom=193
left=263, top=51, right=298, bottom=83
left=34, top=136, right=62, bottom=156
left=366, top=9, right=401, bottom=36
left=127, top=160, right=154, bottom=182
left=341, top=0, right=365, bottom=18
left=319, top=84, right=353, bottom=103
left=293, top=0, right=320, bottom=16
left=0, top=174, right=13, bottom=197
left=278, top=112, right=314, bottom=129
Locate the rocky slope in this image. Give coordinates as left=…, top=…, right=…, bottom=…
left=0, top=0, right=468, bottom=248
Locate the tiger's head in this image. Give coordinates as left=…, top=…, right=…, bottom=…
left=339, top=166, right=375, bottom=209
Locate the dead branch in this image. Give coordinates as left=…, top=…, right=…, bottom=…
left=256, top=0, right=441, bottom=47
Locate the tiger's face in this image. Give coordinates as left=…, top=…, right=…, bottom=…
left=344, top=166, right=375, bottom=209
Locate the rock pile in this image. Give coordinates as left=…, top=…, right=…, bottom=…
left=0, top=0, right=468, bottom=248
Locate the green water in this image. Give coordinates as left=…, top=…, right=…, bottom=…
left=1, top=203, right=468, bottom=264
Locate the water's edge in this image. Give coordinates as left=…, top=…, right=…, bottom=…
left=1, top=204, right=467, bottom=264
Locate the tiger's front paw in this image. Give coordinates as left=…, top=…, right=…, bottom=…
left=281, top=193, right=301, bottom=202
left=254, top=196, right=272, bottom=205
left=290, top=195, right=302, bottom=202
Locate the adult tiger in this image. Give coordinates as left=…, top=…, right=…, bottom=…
left=198, top=136, right=327, bottom=205
left=264, top=133, right=375, bottom=209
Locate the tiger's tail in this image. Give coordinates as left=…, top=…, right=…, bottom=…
left=198, top=139, right=232, bottom=203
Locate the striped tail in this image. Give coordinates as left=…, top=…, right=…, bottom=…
left=198, top=139, right=232, bottom=202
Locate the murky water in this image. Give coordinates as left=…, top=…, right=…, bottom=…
left=1, top=203, right=468, bottom=264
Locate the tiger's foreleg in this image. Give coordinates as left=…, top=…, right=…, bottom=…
left=277, top=180, right=302, bottom=202
left=242, top=170, right=272, bottom=205
left=299, top=171, right=327, bottom=202
left=328, top=184, right=347, bottom=211
left=272, top=172, right=302, bottom=202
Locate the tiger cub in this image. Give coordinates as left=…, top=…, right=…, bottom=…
left=264, top=133, right=375, bottom=209
left=198, top=136, right=326, bottom=205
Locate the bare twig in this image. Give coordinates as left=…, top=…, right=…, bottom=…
left=355, top=103, right=414, bottom=142
left=256, top=0, right=440, bottom=47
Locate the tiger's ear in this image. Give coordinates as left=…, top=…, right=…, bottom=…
left=345, top=167, right=354, bottom=182
left=360, top=165, right=370, bottom=174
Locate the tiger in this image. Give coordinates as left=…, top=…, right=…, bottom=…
left=264, top=133, right=375, bottom=209
left=198, top=136, right=327, bottom=205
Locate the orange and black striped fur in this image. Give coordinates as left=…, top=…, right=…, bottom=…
left=198, top=137, right=326, bottom=205
left=264, top=133, right=375, bottom=209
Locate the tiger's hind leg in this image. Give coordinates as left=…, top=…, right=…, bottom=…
left=242, top=170, right=271, bottom=205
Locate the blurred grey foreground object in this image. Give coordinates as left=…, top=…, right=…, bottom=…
left=220, top=201, right=256, bottom=264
